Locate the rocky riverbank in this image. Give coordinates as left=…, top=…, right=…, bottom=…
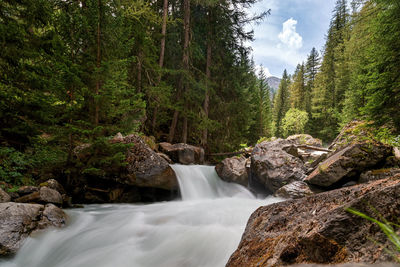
left=224, top=121, right=400, bottom=266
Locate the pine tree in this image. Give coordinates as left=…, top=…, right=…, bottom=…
left=273, top=70, right=291, bottom=137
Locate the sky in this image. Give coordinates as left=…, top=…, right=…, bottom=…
left=248, top=0, right=337, bottom=78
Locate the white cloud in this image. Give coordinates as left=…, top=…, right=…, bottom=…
left=255, top=65, right=272, bottom=78
left=278, top=18, right=303, bottom=50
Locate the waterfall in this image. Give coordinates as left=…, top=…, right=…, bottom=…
left=0, top=165, right=281, bottom=267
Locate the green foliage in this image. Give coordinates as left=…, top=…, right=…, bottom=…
left=282, top=108, right=309, bottom=138
left=273, top=70, right=291, bottom=137
left=0, top=147, right=34, bottom=186
left=74, top=138, right=132, bottom=179
left=346, top=207, right=400, bottom=262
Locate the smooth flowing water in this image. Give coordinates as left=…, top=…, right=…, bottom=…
left=1, top=165, right=281, bottom=267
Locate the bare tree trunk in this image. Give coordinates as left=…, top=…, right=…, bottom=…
left=137, top=49, right=143, bottom=93
left=95, top=0, right=101, bottom=125
left=181, top=0, right=190, bottom=144
left=159, top=0, right=168, bottom=69
left=202, top=11, right=212, bottom=148
left=152, top=0, right=169, bottom=133
left=168, top=110, right=179, bottom=143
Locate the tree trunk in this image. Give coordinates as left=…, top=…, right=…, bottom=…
left=168, top=110, right=179, bottom=143
left=181, top=0, right=190, bottom=144
left=137, top=49, right=143, bottom=93
left=152, top=0, right=169, bottom=133
left=95, top=0, right=101, bottom=125
left=202, top=15, right=212, bottom=148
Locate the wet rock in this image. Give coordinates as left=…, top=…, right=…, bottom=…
left=359, top=168, right=400, bottom=183
left=215, top=156, right=248, bottom=186
left=250, top=139, right=307, bottom=193
left=0, top=188, right=11, bottom=203
left=15, top=187, right=63, bottom=206
left=287, top=134, right=323, bottom=147
left=305, top=142, right=391, bottom=188
left=159, top=142, right=204, bottom=165
left=0, top=202, right=67, bottom=256
left=227, top=175, right=400, bottom=267
left=38, top=204, right=67, bottom=229
left=274, top=181, right=314, bottom=199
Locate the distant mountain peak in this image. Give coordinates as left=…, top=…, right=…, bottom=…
left=266, top=76, right=281, bottom=95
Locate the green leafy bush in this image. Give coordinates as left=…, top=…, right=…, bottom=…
left=0, top=147, right=33, bottom=185
left=282, top=108, right=309, bottom=138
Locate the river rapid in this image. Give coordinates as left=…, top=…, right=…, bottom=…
left=1, top=165, right=281, bottom=267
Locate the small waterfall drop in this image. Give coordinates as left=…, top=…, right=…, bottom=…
left=0, top=165, right=281, bottom=267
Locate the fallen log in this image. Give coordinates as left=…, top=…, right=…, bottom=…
left=296, top=145, right=332, bottom=153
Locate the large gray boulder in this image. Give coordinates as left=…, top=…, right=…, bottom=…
left=159, top=142, right=204, bottom=165
left=0, top=188, right=11, bottom=203
left=0, top=202, right=66, bottom=256
left=227, top=175, right=400, bottom=267
left=123, top=135, right=178, bottom=190
left=305, top=142, right=392, bottom=187
left=215, top=156, right=248, bottom=186
left=250, top=139, right=307, bottom=193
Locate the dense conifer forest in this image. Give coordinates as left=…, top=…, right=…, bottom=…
left=1, top=0, right=399, bottom=187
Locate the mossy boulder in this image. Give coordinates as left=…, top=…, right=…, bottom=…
left=305, top=142, right=391, bottom=188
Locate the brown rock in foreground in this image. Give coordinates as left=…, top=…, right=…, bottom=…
left=226, top=175, right=400, bottom=267
left=292, top=264, right=400, bottom=267
left=0, top=202, right=67, bottom=256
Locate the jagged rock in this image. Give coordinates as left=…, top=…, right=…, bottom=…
left=0, top=202, right=67, bottom=256
left=250, top=139, right=307, bottom=193
left=227, top=175, right=400, bottom=267
left=17, top=186, right=39, bottom=196
left=15, top=187, right=63, bottom=205
left=305, top=142, right=391, bottom=187
left=215, top=156, right=248, bottom=186
left=359, top=168, right=400, bottom=183
left=0, top=188, right=11, bottom=203
left=274, top=181, right=314, bottom=199
left=159, top=142, right=204, bottom=165
left=287, top=134, right=323, bottom=147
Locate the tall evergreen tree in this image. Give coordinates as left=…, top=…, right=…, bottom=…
left=273, top=70, right=291, bottom=137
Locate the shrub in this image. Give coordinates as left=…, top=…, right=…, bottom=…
left=282, top=108, right=309, bottom=137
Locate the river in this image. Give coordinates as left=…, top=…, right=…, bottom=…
left=1, top=165, right=281, bottom=267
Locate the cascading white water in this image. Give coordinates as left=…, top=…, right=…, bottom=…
left=0, top=165, right=281, bottom=267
